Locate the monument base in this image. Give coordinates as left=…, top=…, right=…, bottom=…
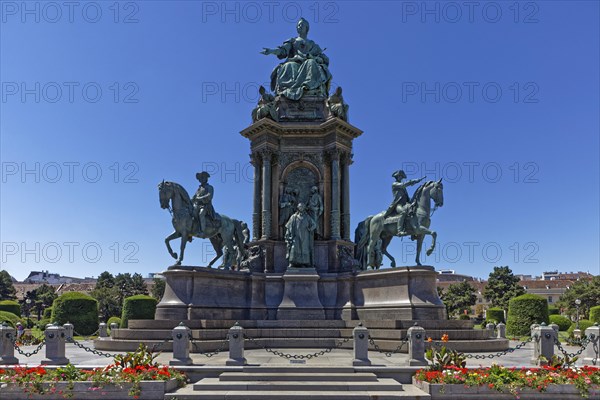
left=276, top=268, right=325, bottom=320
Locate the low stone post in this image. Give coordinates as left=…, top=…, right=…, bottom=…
left=63, top=322, right=74, bottom=340
left=226, top=322, right=246, bottom=366
left=496, top=322, right=506, bottom=339
left=486, top=323, right=496, bottom=338
left=532, top=323, right=556, bottom=366
left=110, top=323, right=119, bottom=338
left=530, top=323, right=540, bottom=361
left=550, top=323, right=559, bottom=335
left=42, top=324, right=69, bottom=365
left=407, top=323, right=427, bottom=366
left=170, top=323, right=192, bottom=366
left=583, top=324, right=600, bottom=365
left=352, top=324, right=371, bottom=366
left=98, top=323, right=108, bottom=338
left=0, top=323, right=19, bottom=364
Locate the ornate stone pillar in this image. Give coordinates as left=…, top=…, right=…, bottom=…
left=341, top=152, right=351, bottom=241
left=329, top=148, right=341, bottom=240
left=260, top=149, right=273, bottom=239
left=251, top=153, right=261, bottom=240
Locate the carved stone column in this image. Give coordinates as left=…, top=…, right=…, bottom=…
left=251, top=152, right=262, bottom=240
left=329, top=148, right=341, bottom=240
left=341, top=152, right=352, bottom=241
left=260, top=149, right=273, bottom=239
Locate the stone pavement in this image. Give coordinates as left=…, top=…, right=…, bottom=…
left=9, top=340, right=596, bottom=368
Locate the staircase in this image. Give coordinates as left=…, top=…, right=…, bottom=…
left=165, top=366, right=430, bottom=399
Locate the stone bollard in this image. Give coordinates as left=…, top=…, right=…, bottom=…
left=530, top=323, right=540, bottom=361
left=407, top=323, right=427, bottom=366
left=42, top=324, right=69, bottom=365
left=550, top=323, right=559, bottom=335
left=98, top=323, right=108, bottom=338
left=63, top=322, right=74, bottom=340
left=352, top=324, right=371, bottom=366
left=496, top=322, right=506, bottom=339
left=170, top=323, right=192, bottom=366
left=583, top=324, right=600, bottom=365
left=110, top=323, right=119, bottom=338
left=0, top=323, right=19, bottom=364
left=226, top=322, right=246, bottom=366
left=532, top=323, right=556, bottom=366
left=486, top=323, right=496, bottom=338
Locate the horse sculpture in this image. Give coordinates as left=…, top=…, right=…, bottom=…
left=355, top=179, right=444, bottom=269
left=158, top=180, right=245, bottom=269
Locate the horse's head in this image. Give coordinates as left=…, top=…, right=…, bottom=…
left=430, top=178, right=444, bottom=208
left=158, top=180, right=173, bottom=209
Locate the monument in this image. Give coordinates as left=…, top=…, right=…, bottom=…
left=97, top=19, right=507, bottom=354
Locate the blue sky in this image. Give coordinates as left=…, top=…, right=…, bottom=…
left=1, top=1, right=598, bottom=282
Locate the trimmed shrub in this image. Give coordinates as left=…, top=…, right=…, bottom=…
left=120, top=295, right=157, bottom=328
left=486, top=307, right=505, bottom=324
left=548, top=306, right=560, bottom=315
left=590, top=305, right=600, bottom=323
left=506, top=294, right=549, bottom=336
left=107, top=316, right=122, bottom=332
left=567, top=319, right=595, bottom=338
left=458, top=314, right=471, bottom=320
left=43, top=307, right=53, bottom=320
left=36, top=318, right=51, bottom=331
left=0, top=310, right=20, bottom=328
left=0, top=300, right=21, bottom=317
left=51, top=292, right=98, bottom=335
left=549, top=314, right=572, bottom=331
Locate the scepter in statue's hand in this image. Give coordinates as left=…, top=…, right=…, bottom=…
left=260, top=48, right=275, bottom=55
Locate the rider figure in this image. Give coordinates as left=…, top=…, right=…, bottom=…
left=384, top=170, right=426, bottom=236
left=192, top=171, right=218, bottom=237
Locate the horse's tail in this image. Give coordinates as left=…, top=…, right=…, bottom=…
left=233, top=219, right=246, bottom=266
left=355, top=216, right=373, bottom=270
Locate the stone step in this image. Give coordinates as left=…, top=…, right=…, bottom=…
left=194, top=378, right=402, bottom=391
left=214, top=371, right=379, bottom=382
left=166, top=389, right=428, bottom=400
left=242, top=366, right=357, bottom=373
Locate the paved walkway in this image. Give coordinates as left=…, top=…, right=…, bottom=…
left=10, top=340, right=597, bottom=368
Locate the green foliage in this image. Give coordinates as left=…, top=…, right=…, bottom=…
left=120, top=295, right=157, bottom=328
left=91, top=271, right=149, bottom=321
left=589, top=305, right=600, bottom=323
left=506, top=294, right=549, bottom=336
left=151, top=278, right=166, bottom=301
left=425, top=346, right=467, bottom=371
left=440, top=281, right=477, bottom=318
left=43, top=307, right=53, bottom=319
left=567, top=319, right=595, bottom=338
left=483, top=266, right=526, bottom=309
left=0, top=300, right=21, bottom=316
left=458, top=314, right=471, bottom=320
left=36, top=318, right=51, bottom=331
left=548, top=306, right=560, bottom=315
left=51, top=292, right=98, bottom=335
left=25, top=284, right=58, bottom=320
left=107, top=316, right=122, bottom=332
left=0, top=310, right=20, bottom=328
left=486, top=307, right=505, bottom=324
left=557, top=276, right=600, bottom=319
left=0, top=270, right=17, bottom=300
left=549, top=314, right=573, bottom=331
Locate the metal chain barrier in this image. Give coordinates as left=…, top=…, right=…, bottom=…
left=150, top=338, right=171, bottom=353
left=554, top=336, right=592, bottom=359
left=430, top=336, right=535, bottom=360
left=66, top=336, right=119, bottom=358
left=73, top=329, right=99, bottom=341
left=10, top=333, right=46, bottom=357
left=368, top=335, right=408, bottom=357
left=189, top=333, right=229, bottom=357
left=244, top=333, right=351, bottom=360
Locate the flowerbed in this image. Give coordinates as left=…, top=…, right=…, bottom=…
left=0, top=345, right=186, bottom=399
left=414, top=365, right=600, bottom=399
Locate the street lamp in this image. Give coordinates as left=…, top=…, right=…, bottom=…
left=575, top=298, right=581, bottom=330
left=25, top=298, right=31, bottom=318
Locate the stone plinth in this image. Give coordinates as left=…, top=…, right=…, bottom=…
left=276, top=268, right=325, bottom=320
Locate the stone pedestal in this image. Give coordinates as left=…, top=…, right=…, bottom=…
left=276, top=268, right=325, bottom=320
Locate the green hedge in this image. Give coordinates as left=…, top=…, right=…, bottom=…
left=567, top=320, right=595, bottom=338
left=506, top=294, right=549, bottom=336
left=43, top=307, right=53, bottom=319
left=51, top=292, right=98, bottom=335
left=458, top=314, right=471, bottom=320
left=486, top=307, right=505, bottom=324
left=548, top=306, right=560, bottom=315
left=0, top=310, right=20, bottom=328
left=590, top=306, right=600, bottom=323
left=549, top=315, right=572, bottom=331
left=107, top=316, right=122, bottom=331
left=120, top=295, right=157, bottom=328
left=0, top=300, right=21, bottom=317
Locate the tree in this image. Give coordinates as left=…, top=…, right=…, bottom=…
left=483, top=266, right=525, bottom=310
left=440, top=281, right=477, bottom=318
left=90, top=271, right=148, bottom=321
left=557, top=276, right=600, bottom=319
left=23, top=283, right=57, bottom=319
left=0, top=271, right=17, bottom=300
left=151, top=278, right=166, bottom=301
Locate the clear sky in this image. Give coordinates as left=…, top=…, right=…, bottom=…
left=1, top=1, right=598, bottom=282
